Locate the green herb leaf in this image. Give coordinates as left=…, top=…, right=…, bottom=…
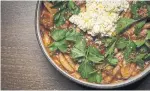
left=124, top=40, right=136, bottom=60
left=116, top=18, right=135, bottom=34
left=71, top=39, right=86, bottom=59
left=78, top=62, right=94, bottom=78
left=49, top=39, right=67, bottom=52
left=116, top=37, right=128, bottom=49
left=105, top=41, right=116, bottom=57
left=131, top=1, right=148, bottom=19
left=54, top=9, right=66, bottom=27
left=139, top=45, right=149, bottom=53
left=65, top=30, right=83, bottom=42
left=147, top=5, right=150, bottom=16
left=49, top=43, right=57, bottom=51
left=68, top=1, right=75, bottom=9
left=51, top=29, right=66, bottom=41
left=144, top=54, right=150, bottom=61
left=51, top=1, right=64, bottom=9
left=134, top=53, right=146, bottom=68
left=108, top=58, right=118, bottom=66
left=134, top=40, right=145, bottom=47
left=87, top=46, right=104, bottom=63
left=88, top=72, right=102, bottom=83
left=102, top=37, right=116, bottom=47
left=68, top=1, right=80, bottom=14
left=134, top=21, right=146, bottom=35
left=146, top=30, right=150, bottom=40
left=145, top=40, right=150, bottom=48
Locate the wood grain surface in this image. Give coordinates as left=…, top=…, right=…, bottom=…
left=1, top=1, right=150, bottom=90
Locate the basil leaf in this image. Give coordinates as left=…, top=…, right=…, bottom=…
left=51, top=29, right=66, bottom=41
left=88, top=72, right=102, bottom=83
left=116, top=18, right=135, bottom=34
left=78, top=62, right=94, bottom=78
left=134, top=40, right=145, bottom=47
left=134, top=21, right=146, bottom=35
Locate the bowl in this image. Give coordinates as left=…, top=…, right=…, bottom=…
left=35, top=1, right=150, bottom=89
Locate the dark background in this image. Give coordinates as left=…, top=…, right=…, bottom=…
left=1, top=1, right=150, bottom=90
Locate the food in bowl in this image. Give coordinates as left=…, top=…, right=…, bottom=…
left=39, top=0, right=150, bottom=84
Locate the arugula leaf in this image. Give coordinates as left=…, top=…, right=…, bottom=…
left=116, top=37, right=128, bottom=49
left=71, top=39, right=86, bottom=59
left=88, top=72, right=102, bottom=83
left=108, top=57, right=118, bottom=66
left=87, top=46, right=104, bottom=63
left=124, top=40, right=136, bottom=60
left=51, top=29, right=66, bottom=41
left=78, top=62, right=94, bottom=78
left=115, top=18, right=135, bottom=34
left=134, top=40, right=145, bottom=48
left=134, top=21, right=146, bottom=35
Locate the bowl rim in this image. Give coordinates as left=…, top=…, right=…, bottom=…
left=35, top=1, right=150, bottom=89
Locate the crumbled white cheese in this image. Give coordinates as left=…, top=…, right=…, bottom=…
left=69, top=0, right=129, bottom=36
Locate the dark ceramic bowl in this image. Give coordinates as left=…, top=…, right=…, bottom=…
left=35, top=1, right=150, bottom=89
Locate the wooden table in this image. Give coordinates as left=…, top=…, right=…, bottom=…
left=1, top=1, right=150, bottom=90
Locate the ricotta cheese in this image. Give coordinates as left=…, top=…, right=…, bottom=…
left=69, top=0, right=129, bottom=36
